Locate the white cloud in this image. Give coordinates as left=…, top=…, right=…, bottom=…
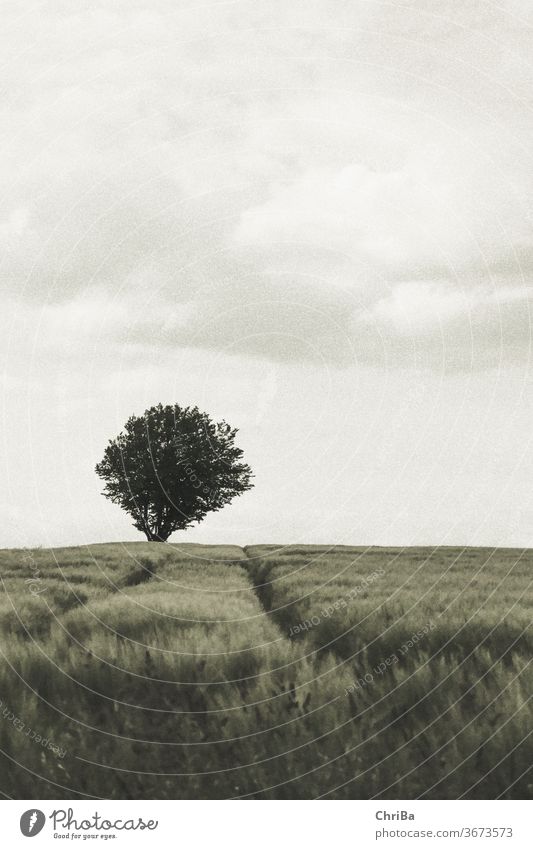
left=0, top=206, right=31, bottom=244
left=233, top=128, right=532, bottom=279
left=366, top=281, right=533, bottom=336
left=1, top=0, right=533, bottom=370
left=369, top=282, right=472, bottom=335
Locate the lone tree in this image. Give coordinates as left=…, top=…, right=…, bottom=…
left=95, top=403, right=253, bottom=542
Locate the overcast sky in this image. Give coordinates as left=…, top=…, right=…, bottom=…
left=2, top=0, right=533, bottom=548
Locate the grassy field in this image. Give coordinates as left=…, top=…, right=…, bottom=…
left=0, top=542, right=531, bottom=799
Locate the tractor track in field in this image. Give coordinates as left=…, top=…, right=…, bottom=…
left=240, top=547, right=298, bottom=642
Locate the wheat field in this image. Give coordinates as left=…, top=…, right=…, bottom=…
left=0, top=543, right=531, bottom=799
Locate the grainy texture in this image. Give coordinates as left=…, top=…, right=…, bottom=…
left=0, top=543, right=530, bottom=799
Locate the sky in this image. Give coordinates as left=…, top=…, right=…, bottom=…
left=1, top=0, right=533, bottom=548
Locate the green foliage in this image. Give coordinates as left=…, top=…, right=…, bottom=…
left=95, top=404, right=253, bottom=541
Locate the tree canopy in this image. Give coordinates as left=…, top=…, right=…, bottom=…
left=95, top=403, right=254, bottom=541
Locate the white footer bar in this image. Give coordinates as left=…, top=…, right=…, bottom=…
left=2, top=799, right=531, bottom=848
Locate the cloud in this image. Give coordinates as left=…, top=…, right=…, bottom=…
left=0, top=0, right=532, bottom=371
left=233, top=122, right=533, bottom=277
left=369, top=282, right=473, bottom=335
left=2, top=0, right=533, bottom=548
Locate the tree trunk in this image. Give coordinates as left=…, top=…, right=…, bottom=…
left=143, top=528, right=169, bottom=542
